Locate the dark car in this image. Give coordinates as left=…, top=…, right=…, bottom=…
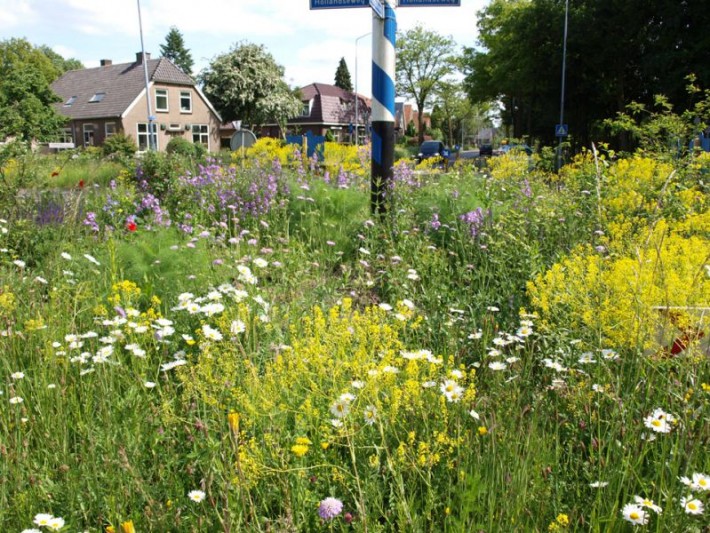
left=416, top=140, right=450, bottom=164
left=498, top=143, right=533, bottom=156
left=479, top=143, right=493, bottom=156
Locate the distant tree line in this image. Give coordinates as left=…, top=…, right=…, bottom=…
left=463, top=0, right=710, bottom=149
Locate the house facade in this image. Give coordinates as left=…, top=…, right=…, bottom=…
left=261, top=83, right=371, bottom=143
left=51, top=53, right=222, bottom=152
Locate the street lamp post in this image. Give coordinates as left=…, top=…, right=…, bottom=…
left=354, top=32, right=371, bottom=147
left=557, top=0, right=569, bottom=171
left=137, top=0, right=155, bottom=150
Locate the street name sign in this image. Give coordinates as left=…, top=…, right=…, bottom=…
left=398, top=0, right=461, bottom=6
left=370, top=0, right=385, bottom=18
left=310, top=0, right=369, bottom=9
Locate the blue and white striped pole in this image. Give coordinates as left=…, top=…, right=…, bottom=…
left=370, top=0, right=396, bottom=215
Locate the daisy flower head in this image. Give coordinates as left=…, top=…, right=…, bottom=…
left=680, top=496, right=704, bottom=515
left=634, top=495, right=662, bottom=514
left=47, top=517, right=65, bottom=531
left=643, top=408, right=677, bottom=433
left=488, top=361, right=507, bottom=371
left=188, top=489, right=206, bottom=503
left=589, top=481, right=609, bottom=488
left=34, top=514, right=54, bottom=527
left=318, top=497, right=343, bottom=520
left=330, top=398, right=351, bottom=419
left=621, top=503, right=648, bottom=525
left=363, top=405, right=377, bottom=425
left=681, top=472, right=710, bottom=492
left=10, top=371, right=25, bottom=380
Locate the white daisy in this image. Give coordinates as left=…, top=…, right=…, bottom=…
left=621, top=503, right=648, bottom=525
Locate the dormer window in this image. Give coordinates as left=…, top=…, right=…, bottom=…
left=89, top=92, right=105, bottom=103
left=301, top=99, right=313, bottom=117
left=64, top=96, right=77, bottom=107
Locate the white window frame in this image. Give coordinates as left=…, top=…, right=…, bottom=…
left=191, top=124, right=209, bottom=148
left=301, top=99, right=313, bottom=117
left=64, top=96, right=77, bottom=107
left=137, top=123, right=159, bottom=151
left=83, top=124, right=95, bottom=147
left=155, top=89, right=169, bottom=112
left=180, top=90, right=192, bottom=113
left=105, top=122, right=116, bottom=138
left=89, top=92, right=105, bottom=103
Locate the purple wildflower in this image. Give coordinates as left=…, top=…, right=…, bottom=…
left=430, top=213, right=441, bottom=231
left=318, top=497, right=343, bottom=521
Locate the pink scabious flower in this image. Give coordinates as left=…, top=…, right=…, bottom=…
left=318, top=497, right=343, bottom=520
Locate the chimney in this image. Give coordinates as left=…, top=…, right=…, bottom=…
left=136, top=52, right=151, bottom=64
left=100, top=59, right=112, bottom=67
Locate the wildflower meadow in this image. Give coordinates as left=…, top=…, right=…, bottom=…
left=0, top=139, right=708, bottom=532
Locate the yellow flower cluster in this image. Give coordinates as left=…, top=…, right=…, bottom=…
left=188, top=298, right=476, bottom=495
left=0, top=287, right=16, bottom=315
left=322, top=142, right=367, bottom=178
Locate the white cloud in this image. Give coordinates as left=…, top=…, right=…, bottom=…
left=4, top=0, right=487, bottom=99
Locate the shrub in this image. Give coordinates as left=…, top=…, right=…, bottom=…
left=102, top=132, right=136, bottom=158
left=166, top=136, right=204, bottom=158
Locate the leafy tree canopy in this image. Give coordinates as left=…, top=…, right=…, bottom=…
left=463, top=0, right=710, bottom=149
left=334, top=57, right=353, bottom=92
left=39, top=45, right=83, bottom=74
left=159, top=26, right=194, bottom=77
left=199, top=41, right=301, bottom=132
left=396, top=26, right=457, bottom=143
left=0, top=38, right=65, bottom=142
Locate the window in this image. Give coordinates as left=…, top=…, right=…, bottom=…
left=137, top=123, right=158, bottom=151
left=301, top=99, right=313, bottom=117
left=155, top=89, right=168, bottom=112
left=105, top=122, right=116, bottom=138
left=59, top=128, right=73, bottom=144
left=191, top=124, right=209, bottom=147
left=180, top=91, right=192, bottom=113
left=64, top=96, right=77, bottom=107
left=89, top=92, right=105, bottom=103
left=83, top=124, right=95, bottom=146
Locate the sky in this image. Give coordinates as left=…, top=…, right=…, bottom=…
left=0, top=0, right=489, bottom=99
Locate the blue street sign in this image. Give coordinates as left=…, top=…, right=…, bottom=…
left=555, top=124, right=569, bottom=137
left=398, top=0, right=461, bottom=5
left=310, top=0, right=369, bottom=8
left=370, top=0, right=385, bottom=18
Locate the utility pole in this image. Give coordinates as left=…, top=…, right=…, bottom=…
left=137, top=0, right=155, bottom=150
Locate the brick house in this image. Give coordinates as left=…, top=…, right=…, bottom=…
left=51, top=53, right=222, bottom=152
left=261, top=83, right=371, bottom=143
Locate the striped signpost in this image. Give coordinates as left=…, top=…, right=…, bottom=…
left=310, top=0, right=459, bottom=214
left=369, top=0, right=396, bottom=215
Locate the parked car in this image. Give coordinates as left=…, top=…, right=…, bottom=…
left=479, top=143, right=493, bottom=156
left=497, top=143, right=533, bottom=156
left=416, top=140, right=450, bottom=164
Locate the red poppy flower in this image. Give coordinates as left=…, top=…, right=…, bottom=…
left=51, top=170, right=59, bottom=177
left=78, top=180, right=85, bottom=188
left=126, top=221, right=137, bottom=232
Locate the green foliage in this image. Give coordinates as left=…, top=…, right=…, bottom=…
left=166, top=136, right=201, bottom=158
left=0, top=38, right=66, bottom=142
left=159, top=26, right=194, bottom=77
left=199, top=41, right=301, bottom=130
left=102, top=133, right=136, bottom=159
left=0, top=146, right=708, bottom=531
left=333, top=57, right=353, bottom=92
left=396, top=25, right=457, bottom=143
left=38, top=45, right=83, bottom=74
left=464, top=0, right=710, bottom=148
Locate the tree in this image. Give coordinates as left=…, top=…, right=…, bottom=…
left=160, top=26, right=194, bottom=76
left=199, top=42, right=301, bottom=134
left=396, top=26, right=457, bottom=143
left=463, top=0, right=710, bottom=150
left=39, top=45, right=83, bottom=74
left=0, top=38, right=65, bottom=143
left=334, top=57, right=353, bottom=92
